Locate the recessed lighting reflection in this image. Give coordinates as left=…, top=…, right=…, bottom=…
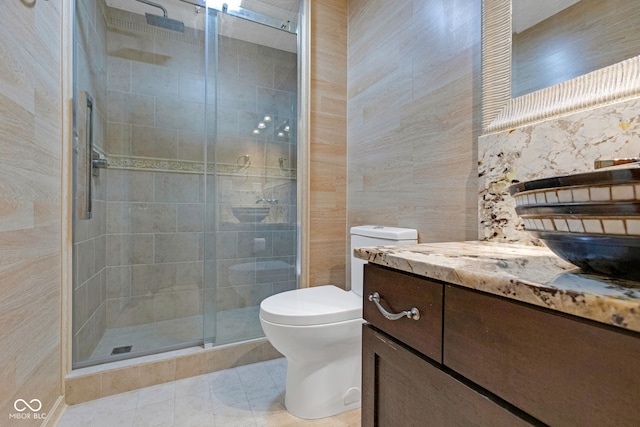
left=263, top=115, right=272, bottom=122
left=258, top=122, right=266, bottom=129
left=277, top=132, right=285, bottom=137
left=253, top=129, right=260, bottom=134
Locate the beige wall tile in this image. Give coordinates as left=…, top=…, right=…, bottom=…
left=155, top=97, right=205, bottom=132
left=308, top=0, right=348, bottom=288
left=179, top=72, right=206, bottom=103
left=131, top=125, right=178, bottom=159
left=154, top=36, right=205, bottom=72
left=346, top=0, right=481, bottom=275
left=107, top=90, right=155, bottom=126
left=107, top=56, right=131, bottom=92
left=131, top=62, right=179, bottom=99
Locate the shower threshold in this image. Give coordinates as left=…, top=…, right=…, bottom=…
left=87, top=306, right=262, bottom=361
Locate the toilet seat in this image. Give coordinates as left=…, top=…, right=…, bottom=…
left=260, top=285, right=362, bottom=326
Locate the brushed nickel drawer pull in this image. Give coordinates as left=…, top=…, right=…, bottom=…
left=368, top=292, right=420, bottom=321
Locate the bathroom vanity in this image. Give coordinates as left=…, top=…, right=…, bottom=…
left=357, top=242, right=640, bottom=426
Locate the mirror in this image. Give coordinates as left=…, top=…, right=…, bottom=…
left=512, top=0, right=640, bottom=98
left=482, top=0, right=640, bottom=133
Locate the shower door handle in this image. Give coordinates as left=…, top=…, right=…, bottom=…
left=76, top=91, right=94, bottom=220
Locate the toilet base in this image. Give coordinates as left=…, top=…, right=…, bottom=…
left=283, top=353, right=362, bottom=419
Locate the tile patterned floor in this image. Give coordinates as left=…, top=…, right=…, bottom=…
left=58, top=358, right=361, bottom=427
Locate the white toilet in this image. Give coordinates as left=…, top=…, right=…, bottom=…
left=259, top=225, right=418, bottom=419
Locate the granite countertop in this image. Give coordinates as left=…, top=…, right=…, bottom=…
left=355, top=241, right=640, bottom=333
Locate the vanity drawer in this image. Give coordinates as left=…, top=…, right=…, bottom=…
left=363, top=264, right=443, bottom=362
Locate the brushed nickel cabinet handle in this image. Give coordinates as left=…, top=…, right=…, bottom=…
left=368, top=292, right=420, bottom=321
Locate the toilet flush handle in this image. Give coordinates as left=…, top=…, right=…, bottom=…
left=368, top=292, right=420, bottom=321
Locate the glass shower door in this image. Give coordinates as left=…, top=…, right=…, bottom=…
left=72, top=0, right=208, bottom=367
left=204, top=3, right=299, bottom=346
left=72, top=0, right=299, bottom=368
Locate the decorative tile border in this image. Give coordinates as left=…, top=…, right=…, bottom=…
left=106, top=155, right=297, bottom=179
left=107, top=155, right=205, bottom=174
left=522, top=217, right=640, bottom=236
left=514, top=184, right=640, bottom=206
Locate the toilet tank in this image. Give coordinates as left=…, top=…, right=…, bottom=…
left=350, top=225, right=418, bottom=297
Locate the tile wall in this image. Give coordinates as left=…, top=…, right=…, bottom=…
left=346, top=0, right=482, bottom=272
left=308, top=0, right=349, bottom=288
left=0, top=0, right=65, bottom=424
left=74, top=5, right=299, bottom=358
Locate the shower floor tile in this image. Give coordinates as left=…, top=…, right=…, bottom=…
left=58, top=358, right=361, bottom=427
left=90, top=306, right=263, bottom=360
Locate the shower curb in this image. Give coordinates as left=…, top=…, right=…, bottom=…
left=64, top=338, right=281, bottom=405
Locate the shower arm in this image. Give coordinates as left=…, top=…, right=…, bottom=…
left=134, top=0, right=169, bottom=17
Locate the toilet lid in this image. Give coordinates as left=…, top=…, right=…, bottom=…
left=260, top=285, right=362, bottom=326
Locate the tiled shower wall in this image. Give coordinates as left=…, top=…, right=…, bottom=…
left=82, top=8, right=298, bottom=341
left=102, top=8, right=207, bottom=332
left=73, top=0, right=109, bottom=362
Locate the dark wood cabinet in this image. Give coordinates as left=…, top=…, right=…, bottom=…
left=362, top=325, right=533, bottom=427
left=362, top=264, right=640, bottom=426
left=444, top=285, right=640, bottom=427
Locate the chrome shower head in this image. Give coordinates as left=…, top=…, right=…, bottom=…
left=135, top=0, right=185, bottom=32
left=145, top=13, right=185, bottom=32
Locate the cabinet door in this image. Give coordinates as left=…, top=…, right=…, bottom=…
left=444, top=285, right=640, bottom=427
left=362, top=325, right=533, bottom=427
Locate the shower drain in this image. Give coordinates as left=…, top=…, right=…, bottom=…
left=111, top=345, right=132, bottom=355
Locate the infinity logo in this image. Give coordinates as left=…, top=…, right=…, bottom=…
left=14, top=399, right=42, bottom=412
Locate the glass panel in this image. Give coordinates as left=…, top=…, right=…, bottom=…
left=205, top=6, right=299, bottom=346
left=72, top=0, right=299, bottom=367
left=72, top=0, right=207, bottom=367
left=204, top=7, right=219, bottom=346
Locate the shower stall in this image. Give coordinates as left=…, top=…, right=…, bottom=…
left=72, top=0, right=299, bottom=367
